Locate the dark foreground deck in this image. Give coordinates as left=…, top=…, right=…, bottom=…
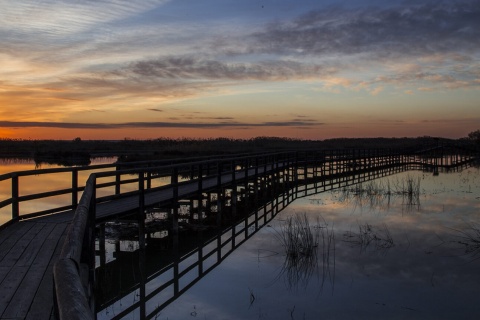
left=0, top=165, right=267, bottom=319
left=0, top=212, right=73, bottom=319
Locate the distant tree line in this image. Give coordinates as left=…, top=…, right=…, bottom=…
left=0, top=132, right=478, bottom=163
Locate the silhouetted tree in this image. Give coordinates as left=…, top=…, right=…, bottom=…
left=467, top=130, right=480, bottom=145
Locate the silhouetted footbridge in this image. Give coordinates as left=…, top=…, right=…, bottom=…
left=0, top=146, right=476, bottom=319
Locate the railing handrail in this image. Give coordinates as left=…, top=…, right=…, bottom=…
left=53, top=174, right=96, bottom=320
left=1, top=147, right=477, bottom=229
left=38, top=147, right=476, bottom=320
left=0, top=151, right=290, bottom=226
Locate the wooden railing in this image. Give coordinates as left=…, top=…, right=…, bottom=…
left=0, top=147, right=476, bottom=320
left=52, top=151, right=297, bottom=320
left=0, top=153, right=266, bottom=228
left=1, top=147, right=476, bottom=229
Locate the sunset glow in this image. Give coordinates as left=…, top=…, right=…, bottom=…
left=1, top=0, right=479, bottom=140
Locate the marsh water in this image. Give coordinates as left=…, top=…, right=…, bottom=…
left=0, top=157, right=117, bottom=225
left=96, top=165, right=480, bottom=320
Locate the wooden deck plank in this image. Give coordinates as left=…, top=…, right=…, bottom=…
left=26, top=224, right=69, bottom=320
left=3, top=223, right=68, bottom=319
left=0, top=223, right=36, bottom=262
left=0, top=223, right=46, bottom=268
left=16, top=223, right=56, bottom=267
left=0, top=267, right=9, bottom=285
left=0, top=266, right=28, bottom=316
left=25, top=225, right=68, bottom=320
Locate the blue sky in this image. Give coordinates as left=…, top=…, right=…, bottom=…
left=0, top=0, right=479, bottom=139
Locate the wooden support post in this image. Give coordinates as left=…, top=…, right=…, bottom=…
left=172, top=166, right=180, bottom=295
left=99, top=223, right=106, bottom=267
left=198, top=165, right=203, bottom=222
left=72, top=169, right=78, bottom=208
left=146, top=171, right=152, bottom=190
left=172, top=167, right=179, bottom=235
left=11, top=174, right=19, bottom=221
left=138, top=172, right=146, bottom=250
left=115, top=172, right=121, bottom=195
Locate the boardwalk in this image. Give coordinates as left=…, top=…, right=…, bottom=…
left=0, top=213, right=72, bottom=319
left=0, top=164, right=275, bottom=320
left=0, top=148, right=476, bottom=319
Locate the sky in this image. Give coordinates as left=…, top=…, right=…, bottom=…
left=0, top=0, right=479, bottom=140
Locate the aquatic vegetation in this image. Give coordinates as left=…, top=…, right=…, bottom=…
left=343, top=222, right=395, bottom=254
left=335, top=175, right=421, bottom=212
left=449, top=222, right=480, bottom=262
left=273, top=213, right=335, bottom=291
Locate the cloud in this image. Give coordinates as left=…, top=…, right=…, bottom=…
left=370, top=86, right=384, bottom=96
left=128, top=56, right=335, bottom=81
left=248, top=1, right=480, bottom=59
left=0, top=1, right=171, bottom=36
left=0, top=119, right=324, bottom=130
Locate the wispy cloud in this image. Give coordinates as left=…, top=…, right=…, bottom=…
left=128, top=56, right=334, bottom=81
left=0, top=0, right=478, bottom=139
left=0, top=119, right=324, bottom=130
left=248, top=1, right=480, bottom=58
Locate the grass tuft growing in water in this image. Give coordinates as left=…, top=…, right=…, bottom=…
left=273, top=213, right=335, bottom=291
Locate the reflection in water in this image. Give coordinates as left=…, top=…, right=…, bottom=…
left=334, top=175, right=422, bottom=213
left=343, top=222, right=394, bottom=254
left=445, top=222, right=480, bottom=263
left=272, top=213, right=335, bottom=292
left=96, top=165, right=480, bottom=320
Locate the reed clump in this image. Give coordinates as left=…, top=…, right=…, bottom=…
left=274, top=213, right=335, bottom=291
left=336, top=175, right=422, bottom=211
left=279, top=214, right=319, bottom=263
left=450, top=222, right=480, bottom=262
left=343, top=222, right=394, bottom=254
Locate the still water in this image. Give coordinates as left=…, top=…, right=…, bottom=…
left=0, top=157, right=117, bottom=225
left=150, top=168, right=480, bottom=320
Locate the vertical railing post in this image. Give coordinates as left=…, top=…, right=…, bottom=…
left=146, top=171, right=152, bottom=190
left=137, top=171, right=147, bottom=319
left=115, top=171, right=121, bottom=195
left=231, top=159, right=237, bottom=247
left=172, top=167, right=179, bottom=234
left=12, top=174, right=19, bottom=221
left=88, top=175, right=97, bottom=313
left=138, top=172, right=146, bottom=250
left=171, top=166, right=180, bottom=296
left=72, top=168, right=78, bottom=209
left=198, top=164, right=203, bottom=216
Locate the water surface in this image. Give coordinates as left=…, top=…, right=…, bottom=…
left=153, top=168, right=480, bottom=320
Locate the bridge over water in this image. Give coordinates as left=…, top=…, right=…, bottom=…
left=0, top=147, right=476, bottom=320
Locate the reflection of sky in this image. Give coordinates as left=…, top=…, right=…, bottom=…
left=0, top=158, right=116, bottom=224
left=157, top=168, right=480, bottom=319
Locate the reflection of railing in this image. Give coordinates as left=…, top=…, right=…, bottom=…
left=94, top=161, right=432, bottom=319
left=54, top=152, right=297, bottom=320
left=97, top=184, right=293, bottom=319
left=0, top=147, right=475, bottom=320
left=1, top=147, right=475, bottom=228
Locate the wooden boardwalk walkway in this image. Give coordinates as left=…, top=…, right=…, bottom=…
left=0, top=166, right=268, bottom=319
left=0, top=212, right=72, bottom=319
left=0, top=148, right=475, bottom=320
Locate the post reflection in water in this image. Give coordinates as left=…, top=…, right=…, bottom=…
left=95, top=163, right=480, bottom=320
